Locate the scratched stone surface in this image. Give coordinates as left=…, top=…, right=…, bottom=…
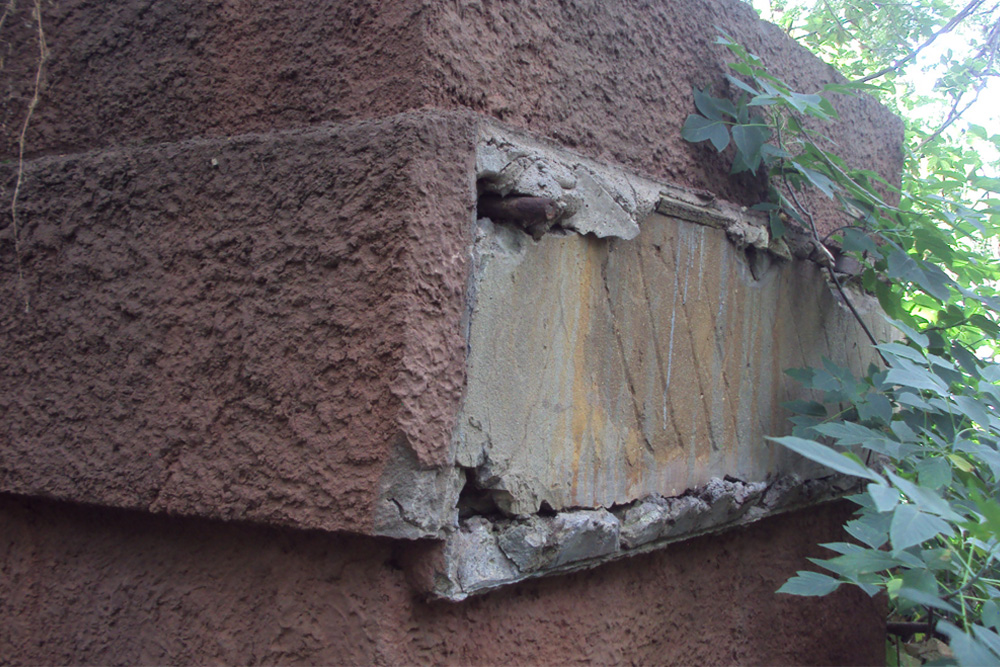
left=455, top=214, right=892, bottom=515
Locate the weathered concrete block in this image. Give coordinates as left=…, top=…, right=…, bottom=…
left=456, top=130, right=892, bottom=517
left=496, top=509, right=621, bottom=573
left=0, top=0, right=898, bottom=659
left=0, top=113, right=892, bottom=548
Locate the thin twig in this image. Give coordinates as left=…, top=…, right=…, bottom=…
left=854, top=0, right=986, bottom=84
left=0, top=1, right=16, bottom=48
left=782, top=167, right=890, bottom=365
left=9, top=0, right=47, bottom=313
left=916, top=18, right=999, bottom=153
left=942, top=552, right=997, bottom=602
left=821, top=224, right=871, bottom=245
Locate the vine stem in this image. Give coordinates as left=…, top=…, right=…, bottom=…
left=9, top=0, right=48, bottom=314
left=774, top=120, right=890, bottom=367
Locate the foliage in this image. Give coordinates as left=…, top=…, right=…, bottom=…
left=682, top=10, right=1000, bottom=662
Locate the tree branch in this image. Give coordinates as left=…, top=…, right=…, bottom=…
left=854, top=0, right=986, bottom=84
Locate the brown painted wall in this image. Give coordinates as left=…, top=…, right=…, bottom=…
left=0, top=0, right=895, bottom=661
left=1, top=492, right=883, bottom=665
left=0, top=112, right=476, bottom=535
left=1, top=0, right=902, bottom=214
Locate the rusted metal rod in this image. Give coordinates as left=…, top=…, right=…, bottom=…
left=478, top=194, right=559, bottom=225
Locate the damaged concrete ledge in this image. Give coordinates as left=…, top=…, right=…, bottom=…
left=420, top=473, right=862, bottom=601
left=475, top=123, right=823, bottom=262
left=1, top=109, right=890, bottom=567
left=436, top=122, right=890, bottom=528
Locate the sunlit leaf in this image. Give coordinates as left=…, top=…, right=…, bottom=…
left=777, top=571, right=842, bottom=596
left=768, top=436, right=883, bottom=482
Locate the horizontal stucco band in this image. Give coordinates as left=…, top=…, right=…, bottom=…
left=1, top=110, right=889, bottom=593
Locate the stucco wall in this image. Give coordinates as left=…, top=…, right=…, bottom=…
left=0, top=0, right=899, bottom=661
left=1, top=493, right=883, bottom=665
left=2, top=0, right=901, bottom=224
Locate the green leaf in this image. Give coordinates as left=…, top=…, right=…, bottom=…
left=821, top=549, right=901, bottom=576
left=869, top=484, right=901, bottom=513
left=768, top=436, right=883, bottom=482
left=951, top=341, right=982, bottom=377
left=971, top=314, right=1000, bottom=337
left=884, top=360, right=949, bottom=395
left=791, top=162, right=838, bottom=198
left=972, top=625, right=1000, bottom=659
left=857, top=393, right=893, bottom=425
left=777, top=571, right=842, bottom=596
left=982, top=600, right=1000, bottom=630
left=917, top=457, right=952, bottom=490
left=782, top=399, right=828, bottom=417
left=953, top=394, right=991, bottom=427
left=681, top=114, right=730, bottom=152
left=785, top=367, right=816, bottom=386
left=886, top=470, right=961, bottom=521
left=845, top=512, right=890, bottom=549
left=693, top=87, right=736, bottom=121
left=896, top=587, right=959, bottom=614
left=725, top=74, right=760, bottom=97
left=731, top=123, right=770, bottom=173
left=901, top=568, right=939, bottom=597
left=890, top=504, right=952, bottom=551
left=812, top=421, right=894, bottom=450
left=938, top=622, right=1000, bottom=666
left=841, top=228, right=880, bottom=255
left=769, top=210, right=786, bottom=240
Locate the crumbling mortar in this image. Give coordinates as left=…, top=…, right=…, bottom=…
left=475, top=127, right=850, bottom=286
left=432, top=472, right=863, bottom=601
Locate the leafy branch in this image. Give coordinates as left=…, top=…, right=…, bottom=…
left=683, top=30, right=1000, bottom=664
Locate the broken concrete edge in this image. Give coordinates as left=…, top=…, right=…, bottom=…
left=413, top=472, right=862, bottom=601
left=375, top=119, right=879, bottom=538
left=476, top=124, right=657, bottom=241
left=475, top=123, right=833, bottom=268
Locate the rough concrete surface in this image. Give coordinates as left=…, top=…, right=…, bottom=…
left=2, top=0, right=902, bottom=233
left=426, top=474, right=860, bottom=600
left=457, top=209, right=891, bottom=515
left=0, top=492, right=885, bottom=666
left=0, top=111, right=477, bottom=536
left=2, top=110, right=892, bottom=542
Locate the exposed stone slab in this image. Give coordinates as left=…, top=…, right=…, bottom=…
left=426, top=473, right=861, bottom=601
left=456, top=147, right=893, bottom=515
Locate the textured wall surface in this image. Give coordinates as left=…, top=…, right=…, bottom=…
left=1, top=0, right=902, bottom=223
left=0, top=0, right=899, bottom=661
left=0, top=112, right=476, bottom=535
left=0, top=493, right=884, bottom=666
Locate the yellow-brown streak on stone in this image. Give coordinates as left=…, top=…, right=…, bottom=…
left=602, top=242, right=655, bottom=460
left=624, top=428, right=642, bottom=496
left=456, top=209, right=891, bottom=514
left=648, top=224, right=692, bottom=461
left=567, top=237, right=601, bottom=504
left=634, top=231, right=683, bottom=465
left=718, top=254, right=744, bottom=470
